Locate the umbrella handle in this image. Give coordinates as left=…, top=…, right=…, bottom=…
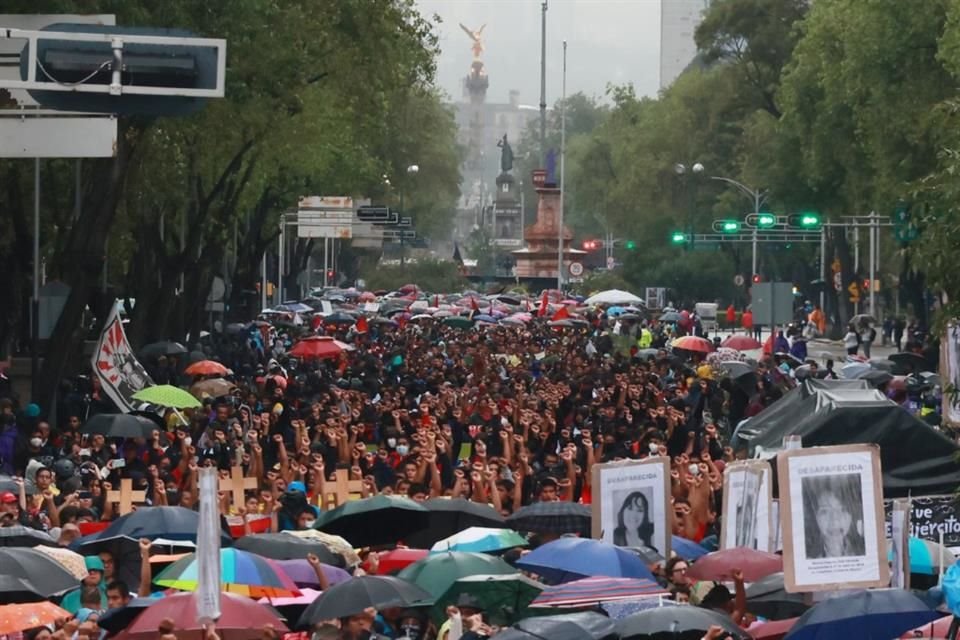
left=172, top=408, right=189, bottom=427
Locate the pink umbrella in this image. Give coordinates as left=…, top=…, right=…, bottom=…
left=686, top=547, right=783, bottom=583
left=749, top=616, right=798, bottom=640
left=258, top=587, right=323, bottom=607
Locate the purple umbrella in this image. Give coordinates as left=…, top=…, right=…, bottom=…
left=276, top=559, right=351, bottom=588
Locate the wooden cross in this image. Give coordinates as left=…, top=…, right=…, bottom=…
left=106, top=479, right=147, bottom=515
left=219, top=466, right=259, bottom=509
left=321, top=469, right=364, bottom=509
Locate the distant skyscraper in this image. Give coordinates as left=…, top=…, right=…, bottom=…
left=659, top=0, right=711, bottom=89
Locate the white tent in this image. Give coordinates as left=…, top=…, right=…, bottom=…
left=584, top=289, right=644, bottom=306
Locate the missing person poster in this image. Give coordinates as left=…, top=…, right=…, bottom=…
left=592, top=458, right=670, bottom=558
left=721, top=461, right=772, bottom=552
left=778, top=444, right=888, bottom=593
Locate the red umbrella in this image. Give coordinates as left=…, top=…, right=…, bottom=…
left=184, top=360, right=229, bottom=376
left=358, top=291, right=377, bottom=302
left=671, top=336, right=715, bottom=353
left=115, top=591, right=288, bottom=640
left=375, top=548, right=429, bottom=575
left=686, top=547, right=783, bottom=583
left=720, top=335, right=762, bottom=351
left=289, top=336, right=344, bottom=360
left=749, top=616, right=798, bottom=640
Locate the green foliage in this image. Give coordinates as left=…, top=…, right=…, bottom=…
left=359, top=258, right=465, bottom=293
left=570, top=271, right=634, bottom=296
left=464, top=226, right=497, bottom=276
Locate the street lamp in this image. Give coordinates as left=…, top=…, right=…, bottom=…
left=399, top=164, right=419, bottom=267
left=674, top=162, right=704, bottom=249
left=710, top=175, right=768, bottom=281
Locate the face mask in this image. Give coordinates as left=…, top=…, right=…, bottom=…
left=29, top=438, right=42, bottom=448
left=649, top=443, right=660, bottom=454
left=183, top=436, right=192, bottom=446
left=387, top=438, right=397, bottom=448
left=302, top=519, right=316, bottom=529
left=395, top=445, right=409, bottom=456
left=400, top=624, right=421, bottom=640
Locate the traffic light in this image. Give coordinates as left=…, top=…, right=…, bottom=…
left=624, top=240, right=637, bottom=250
left=327, top=270, right=335, bottom=280
left=787, top=212, right=821, bottom=229
left=863, top=278, right=870, bottom=291
left=752, top=274, right=761, bottom=284
left=756, top=214, right=776, bottom=228
left=670, top=231, right=688, bottom=245
left=720, top=220, right=740, bottom=233
left=582, top=240, right=596, bottom=250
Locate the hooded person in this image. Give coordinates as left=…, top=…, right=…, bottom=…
left=276, top=481, right=319, bottom=531
left=59, top=556, right=108, bottom=614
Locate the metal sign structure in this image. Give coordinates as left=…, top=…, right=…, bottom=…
left=751, top=282, right=794, bottom=328
left=297, top=196, right=355, bottom=239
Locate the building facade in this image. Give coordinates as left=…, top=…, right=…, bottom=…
left=659, top=0, right=711, bottom=89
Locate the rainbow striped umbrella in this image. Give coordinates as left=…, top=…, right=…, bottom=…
left=154, top=548, right=301, bottom=598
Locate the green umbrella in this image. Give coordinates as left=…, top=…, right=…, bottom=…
left=442, top=316, right=475, bottom=329
left=131, top=385, right=202, bottom=409
left=433, top=573, right=543, bottom=626
left=397, top=551, right=516, bottom=601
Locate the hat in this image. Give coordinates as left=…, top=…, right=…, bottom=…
left=0, top=492, right=16, bottom=504
left=84, top=556, right=105, bottom=572
left=287, top=481, right=307, bottom=494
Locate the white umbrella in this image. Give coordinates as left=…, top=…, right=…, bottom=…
left=584, top=289, right=644, bottom=306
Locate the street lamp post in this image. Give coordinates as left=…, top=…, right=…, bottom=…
left=674, top=162, right=704, bottom=249
left=399, top=164, right=418, bottom=267
left=710, top=175, right=767, bottom=279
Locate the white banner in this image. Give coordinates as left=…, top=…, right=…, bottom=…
left=196, top=467, right=222, bottom=625
left=90, top=306, right=153, bottom=412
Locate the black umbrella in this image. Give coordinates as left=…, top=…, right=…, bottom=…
left=97, top=597, right=156, bottom=634
left=0, top=525, right=56, bottom=548
left=0, top=575, right=45, bottom=604
left=786, top=588, right=938, bottom=639
left=234, top=533, right=345, bottom=567
left=861, top=369, right=894, bottom=388
left=314, top=496, right=429, bottom=548
left=81, top=413, right=158, bottom=439
left=140, top=341, right=188, bottom=358
left=297, top=576, right=431, bottom=626
left=323, top=312, right=356, bottom=326
left=506, top=502, right=591, bottom=537
left=0, top=548, right=79, bottom=597
left=616, top=605, right=751, bottom=640
left=746, top=572, right=810, bottom=620
left=890, top=351, right=932, bottom=374
left=497, top=612, right=617, bottom=640
left=405, top=498, right=506, bottom=548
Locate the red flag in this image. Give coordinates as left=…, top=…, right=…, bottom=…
left=356, top=316, right=369, bottom=334
left=525, top=298, right=531, bottom=312
left=551, top=306, right=570, bottom=321
left=470, top=297, right=480, bottom=313
left=433, top=294, right=439, bottom=308
left=536, top=291, right=549, bottom=317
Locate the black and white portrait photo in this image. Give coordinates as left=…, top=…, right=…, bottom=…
left=801, top=473, right=866, bottom=559
left=721, top=462, right=771, bottom=552
left=779, top=444, right=888, bottom=593
left=593, top=458, right=670, bottom=559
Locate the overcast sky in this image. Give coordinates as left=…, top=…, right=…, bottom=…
left=415, top=0, right=661, bottom=106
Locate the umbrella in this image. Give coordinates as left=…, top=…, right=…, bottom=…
left=116, top=591, right=288, bottom=640
left=671, top=535, right=709, bottom=561
left=746, top=573, right=810, bottom=620
left=140, top=341, right=188, bottom=358
left=97, top=597, right=155, bottom=634
left=548, top=319, right=574, bottom=328
left=601, top=599, right=677, bottom=621
left=233, top=533, right=346, bottom=567
left=862, top=370, right=894, bottom=387
left=672, top=336, right=714, bottom=353
left=0, top=548, right=79, bottom=597
left=442, top=316, right=475, bottom=329
left=397, top=551, right=516, bottom=600
left=890, top=351, right=932, bottom=374
left=530, top=576, right=669, bottom=608
left=516, top=537, right=656, bottom=584
left=506, top=501, right=591, bottom=537
left=189, top=378, right=237, bottom=399
left=322, top=312, right=356, bottom=326
left=784, top=588, right=939, bottom=640
left=686, top=546, right=783, bottom=583
left=284, top=530, right=361, bottom=567
left=0, top=576, right=44, bottom=604
left=297, top=576, right=431, bottom=625
left=584, top=290, right=643, bottom=306
left=430, top=527, right=527, bottom=554
left=276, top=302, right=313, bottom=314
left=435, top=574, right=543, bottom=625
left=184, top=360, right=229, bottom=376
left=722, top=335, right=762, bottom=351
left=32, top=546, right=88, bottom=579
left=895, top=537, right=956, bottom=575
left=851, top=314, right=878, bottom=327
left=0, top=525, right=55, bottom=548
left=131, top=385, right=202, bottom=409
left=289, top=336, right=344, bottom=360
left=841, top=361, right=871, bottom=379
left=80, top=413, right=158, bottom=439
left=869, top=358, right=896, bottom=372
left=314, top=495, right=429, bottom=547
left=274, top=559, right=351, bottom=588
left=475, top=314, right=497, bottom=323
left=154, top=548, right=301, bottom=598
left=751, top=617, right=800, bottom=640
left=257, top=586, right=322, bottom=608
left=375, top=548, right=429, bottom=575
left=75, top=506, right=232, bottom=551
left=0, top=602, right=71, bottom=635
left=617, top=605, right=751, bottom=640
left=718, top=360, right=754, bottom=379
left=659, top=311, right=682, bottom=323
left=898, top=614, right=953, bottom=638
left=498, top=611, right=618, bottom=640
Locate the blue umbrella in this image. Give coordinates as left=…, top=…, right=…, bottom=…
left=784, top=588, right=940, bottom=640
left=475, top=314, right=497, bottom=323
left=672, top=535, right=709, bottom=561
left=516, top=537, right=656, bottom=585
left=607, top=306, right=625, bottom=316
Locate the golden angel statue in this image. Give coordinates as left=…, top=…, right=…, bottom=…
left=459, top=23, right=486, bottom=60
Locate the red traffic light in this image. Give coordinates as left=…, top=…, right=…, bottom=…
left=582, top=240, right=603, bottom=250
left=327, top=270, right=335, bottom=279
left=752, top=274, right=761, bottom=284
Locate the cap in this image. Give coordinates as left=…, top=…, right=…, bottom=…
left=0, top=492, right=16, bottom=504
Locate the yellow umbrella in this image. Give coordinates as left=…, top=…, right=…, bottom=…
left=33, top=545, right=87, bottom=580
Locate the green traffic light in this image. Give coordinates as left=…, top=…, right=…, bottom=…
left=721, top=220, right=740, bottom=233
left=757, top=214, right=776, bottom=228
left=670, top=232, right=687, bottom=244
left=624, top=240, right=637, bottom=250
left=800, top=212, right=820, bottom=228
